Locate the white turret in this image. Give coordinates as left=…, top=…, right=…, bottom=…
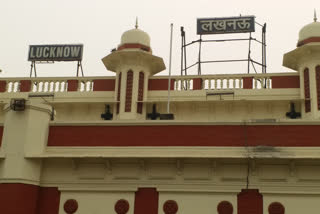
left=283, top=12, right=320, bottom=119
left=102, top=22, right=165, bottom=120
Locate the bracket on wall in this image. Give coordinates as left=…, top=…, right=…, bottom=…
left=147, top=104, right=160, bottom=120
left=147, top=104, right=175, bottom=120
left=289, top=160, right=296, bottom=177
left=206, top=91, right=234, bottom=100
left=10, top=99, right=26, bottom=111
left=211, top=160, right=217, bottom=170
left=176, top=159, right=183, bottom=176
left=104, top=159, right=112, bottom=174
left=286, top=102, right=301, bottom=119
left=101, top=105, right=113, bottom=120
left=71, top=159, right=78, bottom=170
left=140, top=159, right=146, bottom=172
left=250, top=159, right=257, bottom=176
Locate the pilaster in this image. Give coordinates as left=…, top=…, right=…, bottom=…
left=1, top=100, right=52, bottom=184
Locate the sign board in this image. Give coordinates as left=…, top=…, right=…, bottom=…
left=28, top=44, right=83, bottom=62
left=197, top=16, right=255, bottom=35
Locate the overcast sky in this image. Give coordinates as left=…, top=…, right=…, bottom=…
left=0, top=0, right=318, bottom=77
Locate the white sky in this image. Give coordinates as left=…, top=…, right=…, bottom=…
left=0, top=0, right=318, bottom=77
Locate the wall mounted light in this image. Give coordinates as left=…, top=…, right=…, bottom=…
left=10, top=99, right=26, bottom=111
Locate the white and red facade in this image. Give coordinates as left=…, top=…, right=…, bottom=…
left=1, top=19, right=320, bottom=214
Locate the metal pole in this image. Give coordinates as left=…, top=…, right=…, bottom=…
left=30, top=62, right=33, bottom=77
left=167, top=23, right=174, bottom=114
left=34, top=62, right=37, bottom=77
left=77, top=61, right=79, bottom=77
left=261, top=25, right=264, bottom=74
left=263, top=23, right=267, bottom=73
left=198, top=35, right=202, bottom=75
left=247, top=32, right=252, bottom=74
left=180, top=27, right=184, bottom=76
left=183, top=31, right=187, bottom=76
left=80, top=61, right=84, bottom=77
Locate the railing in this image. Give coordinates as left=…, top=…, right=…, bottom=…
left=1, top=76, right=115, bottom=93
left=0, top=72, right=299, bottom=93
left=30, top=79, right=95, bottom=92
left=151, top=72, right=299, bottom=90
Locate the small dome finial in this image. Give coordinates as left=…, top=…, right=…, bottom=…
left=314, top=9, right=318, bottom=22
left=135, top=17, right=138, bottom=29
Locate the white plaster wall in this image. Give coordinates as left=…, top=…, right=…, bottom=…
left=59, top=191, right=135, bottom=214
left=158, top=192, right=237, bottom=214
left=263, top=194, right=320, bottom=214
left=149, top=101, right=293, bottom=122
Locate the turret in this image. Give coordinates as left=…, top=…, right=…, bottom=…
left=283, top=13, right=320, bottom=119
left=102, top=22, right=166, bottom=120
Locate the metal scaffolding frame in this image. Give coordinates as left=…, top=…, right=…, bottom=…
left=180, top=21, right=267, bottom=77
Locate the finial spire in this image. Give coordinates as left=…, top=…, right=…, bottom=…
left=135, top=17, right=138, bottom=29
left=314, top=9, right=317, bottom=22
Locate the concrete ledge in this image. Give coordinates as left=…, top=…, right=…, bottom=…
left=25, top=146, right=320, bottom=159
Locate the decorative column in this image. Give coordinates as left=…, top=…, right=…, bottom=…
left=102, top=26, right=165, bottom=120
left=284, top=50, right=320, bottom=119
left=282, top=17, right=320, bottom=119
left=134, top=188, right=159, bottom=214
left=237, top=189, right=263, bottom=214
left=0, top=100, right=53, bottom=213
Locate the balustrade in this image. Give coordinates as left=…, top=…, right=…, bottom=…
left=2, top=77, right=113, bottom=93
left=1, top=73, right=298, bottom=93
left=160, top=73, right=298, bottom=91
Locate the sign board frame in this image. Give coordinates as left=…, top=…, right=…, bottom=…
left=28, top=44, right=84, bottom=77
left=28, top=44, right=83, bottom=62
left=197, top=16, right=255, bottom=35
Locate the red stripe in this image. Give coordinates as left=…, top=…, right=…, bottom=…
left=316, top=66, right=320, bottom=110
left=37, top=187, right=61, bottom=214
left=118, top=43, right=151, bottom=52
left=148, top=79, right=175, bottom=90
left=125, top=71, right=133, bottom=112
left=67, top=80, right=78, bottom=92
left=0, top=183, right=39, bottom=214
left=0, top=126, right=3, bottom=147
left=93, top=79, right=115, bottom=91
left=297, top=37, right=320, bottom=47
left=243, top=77, right=253, bottom=89
left=238, top=189, right=263, bottom=214
left=134, top=188, right=158, bottom=214
left=0, top=80, right=6, bottom=92
left=117, top=73, right=122, bottom=114
left=271, top=76, right=300, bottom=88
left=48, top=125, right=320, bottom=147
left=304, top=68, right=311, bottom=112
left=193, top=78, right=203, bottom=90
left=0, top=184, right=60, bottom=214
left=20, top=80, right=32, bottom=92
left=137, top=72, right=144, bottom=114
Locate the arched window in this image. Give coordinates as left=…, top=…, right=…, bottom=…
left=316, top=65, right=320, bottom=110
left=117, top=72, right=122, bottom=114
left=137, top=72, right=144, bottom=114
left=217, top=201, right=233, bottom=214
left=304, top=68, right=311, bottom=112
left=125, top=70, right=133, bottom=112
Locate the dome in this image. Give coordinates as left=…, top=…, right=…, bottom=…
left=120, top=28, right=151, bottom=47
left=299, top=21, right=320, bottom=42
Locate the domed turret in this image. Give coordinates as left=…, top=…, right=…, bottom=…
left=283, top=11, right=320, bottom=119
left=117, top=20, right=152, bottom=53
left=297, top=12, right=320, bottom=46
left=120, top=28, right=151, bottom=47
left=102, top=20, right=166, bottom=120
